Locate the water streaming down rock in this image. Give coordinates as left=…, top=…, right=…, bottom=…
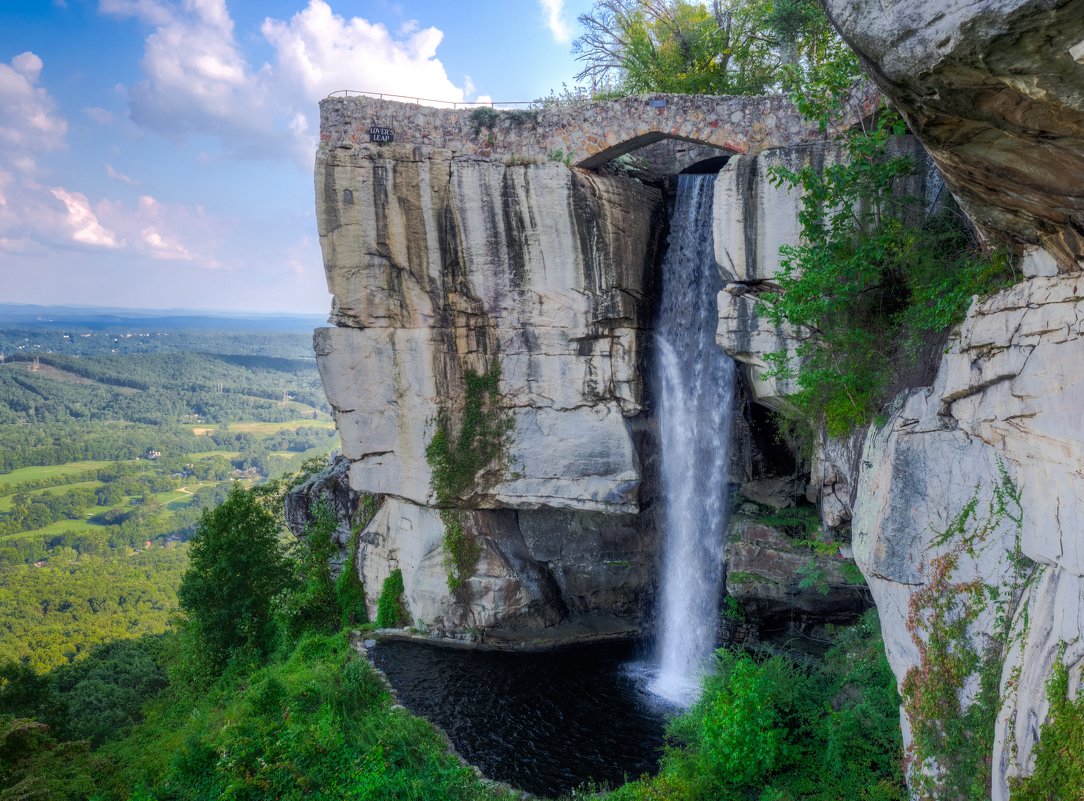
left=650, top=174, right=737, bottom=705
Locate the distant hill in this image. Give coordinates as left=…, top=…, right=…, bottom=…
left=0, top=303, right=327, bottom=333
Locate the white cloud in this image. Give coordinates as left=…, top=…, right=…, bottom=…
left=108, top=0, right=470, bottom=164
left=50, top=188, right=120, bottom=248
left=83, top=106, right=116, bottom=125
left=539, top=0, right=572, bottom=43
left=0, top=52, right=67, bottom=173
left=98, top=0, right=173, bottom=26
left=105, top=163, right=138, bottom=185
left=98, top=193, right=220, bottom=265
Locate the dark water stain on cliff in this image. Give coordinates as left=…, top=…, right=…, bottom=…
left=370, top=639, right=670, bottom=798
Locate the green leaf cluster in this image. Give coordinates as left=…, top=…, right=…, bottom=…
left=425, top=362, right=509, bottom=504
left=764, top=93, right=1015, bottom=436
left=440, top=510, right=480, bottom=593
left=375, top=569, right=408, bottom=629
left=573, top=0, right=850, bottom=97
left=1011, top=655, right=1084, bottom=800
left=177, top=486, right=291, bottom=671
left=602, top=610, right=905, bottom=800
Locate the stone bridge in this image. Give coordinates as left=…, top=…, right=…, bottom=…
left=319, top=85, right=879, bottom=169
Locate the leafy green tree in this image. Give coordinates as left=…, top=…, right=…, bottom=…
left=177, top=486, right=290, bottom=671
left=572, top=0, right=844, bottom=96
left=762, top=60, right=1013, bottom=435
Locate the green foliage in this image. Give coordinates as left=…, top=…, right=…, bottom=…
left=752, top=504, right=821, bottom=538
left=727, top=570, right=770, bottom=585
left=1012, top=654, right=1084, bottom=800
left=901, top=464, right=1033, bottom=801
left=177, top=486, right=290, bottom=671
left=721, top=595, right=746, bottom=623
left=763, top=83, right=1015, bottom=436
left=335, top=513, right=370, bottom=629
left=468, top=106, right=499, bottom=135
left=279, top=499, right=340, bottom=638
left=1, top=632, right=511, bottom=801
left=440, top=510, right=480, bottom=594
left=797, top=558, right=830, bottom=596
left=547, top=147, right=574, bottom=165
left=0, top=548, right=187, bottom=672
left=375, top=569, right=408, bottom=629
left=573, top=0, right=847, bottom=97
left=425, top=362, right=509, bottom=504
left=603, top=610, right=905, bottom=800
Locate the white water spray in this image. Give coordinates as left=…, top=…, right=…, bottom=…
left=649, top=175, right=736, bottom=705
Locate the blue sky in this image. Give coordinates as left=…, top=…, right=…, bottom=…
left=0, top=0, right=594, bottom=313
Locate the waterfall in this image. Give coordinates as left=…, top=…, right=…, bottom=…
left=650, top=174, right=736, bottom=705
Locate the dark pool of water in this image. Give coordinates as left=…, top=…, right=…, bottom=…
left=369, top=639, right=672, bottom=798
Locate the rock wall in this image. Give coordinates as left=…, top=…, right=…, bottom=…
left=312, top=134, right=668, bottom=642
left=852, top=274, right=1084, bottom=798
left=824, top=0, right=1084, bottom=271
left=815, top=1, right=1084, bottom=795
left=320, top=87, right=878, bottom=170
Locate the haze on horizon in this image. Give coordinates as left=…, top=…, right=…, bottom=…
left=0, top=0, right=590, bottom=314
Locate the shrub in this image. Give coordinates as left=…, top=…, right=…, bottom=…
left=375, top=570, right=408, bottom=629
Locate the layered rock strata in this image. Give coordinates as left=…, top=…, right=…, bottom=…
left=811, top=1, right=1084, bottom=794
left=313, top=136, right=667, bottom=640
left=825, top=0, right=1084, bottom=271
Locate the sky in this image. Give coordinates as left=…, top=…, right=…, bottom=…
left=0, top=0, right=595, bottom=314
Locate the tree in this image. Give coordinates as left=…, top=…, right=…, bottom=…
left=571, top=0, right=842, bottom=96
left=177, top=486, right=289, bottom=670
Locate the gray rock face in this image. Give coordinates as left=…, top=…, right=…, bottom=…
left=283, top=455, right=360, bottom=575
left=852, top=270, right=1084, bottom=798
left=313, top=138, right=666, bottom=640
left=816, top=1, right=1084, bottom=791
left=724, top=516, right=871, bottom=640
left=713, top=138, right=929, bottom=412
left=824, top=0, right=1084, bottom=270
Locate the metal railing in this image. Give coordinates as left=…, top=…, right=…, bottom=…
left=325, top=90, right=536, bottom=108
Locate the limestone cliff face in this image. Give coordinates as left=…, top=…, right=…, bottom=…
left=824, top=0, right=1084, bottom=271
left=812, top=1, right=1084, bottom=794
left=851, top=276, right=1084, bottom=799
left=313, top=138, right=665, bottom=640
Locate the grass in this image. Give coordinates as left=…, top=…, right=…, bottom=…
left=0, top=480, right=106, bottom=511
left=195, top=419, right=335, bottom=436
left=0, top=461, right=112, bottom=487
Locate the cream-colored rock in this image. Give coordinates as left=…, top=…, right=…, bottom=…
left=356, top=497, right=562, bottom=634
left=715, top=288, right=801, bottom=410
left=853, top=263, right=1084, bottom=798
left=315, top=143, right=663, bottom=512
left=315, top=326, right=440, bottom=505
left=493, top=404, right=640, bottom=513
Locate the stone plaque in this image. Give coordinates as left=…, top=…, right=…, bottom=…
left=649, top=99, right=667, bottom=109
left=369, top=126, right=394, bottom=143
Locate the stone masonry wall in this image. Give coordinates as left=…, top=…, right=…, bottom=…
left=319, top=84, right=880, bottom=170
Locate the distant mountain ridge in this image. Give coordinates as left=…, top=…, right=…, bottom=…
left=0, top=303, right=327, bottom=332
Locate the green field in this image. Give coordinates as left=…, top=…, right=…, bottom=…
left=0, top=480, right=105, bottom=511
left=198, top=419, right=336, bottom=436
left=0, top=461, right=112, bottom=487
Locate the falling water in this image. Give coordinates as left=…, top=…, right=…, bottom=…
left=650, top=174, right=737, bottom=705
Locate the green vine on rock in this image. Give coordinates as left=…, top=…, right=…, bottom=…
left=424, top=361, right=510, bottom=595
left=374, top=569, right=407, bottom=629
left=1011, top=648, right=1084, bottom=799
left=425, top=361, right=510, bottom=504
left=901, top=462, right=1036, bottom=801
left=763, top=66, right=1016, bottom=437
left=439, top=509, right=480, bottom=594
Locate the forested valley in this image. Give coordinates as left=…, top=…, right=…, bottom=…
left=0, top=309, right=339, bottom=673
